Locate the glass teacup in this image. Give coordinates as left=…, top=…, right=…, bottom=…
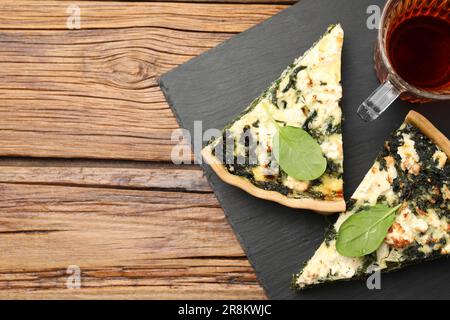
left=358, top=0, right=450, bottom=122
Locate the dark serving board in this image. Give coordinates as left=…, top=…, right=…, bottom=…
left=159, top=0, right=450, bottom=300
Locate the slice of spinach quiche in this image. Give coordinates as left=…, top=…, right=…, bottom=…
left=293, top=111, right=450, bottom=290
left=202, top=24, right=345, bottom=213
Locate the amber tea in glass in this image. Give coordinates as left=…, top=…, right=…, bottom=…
left=358, top=0, right=450, bottom=122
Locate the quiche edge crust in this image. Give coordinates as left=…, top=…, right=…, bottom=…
left=202, top=146, right=346, bottom=213
left=406, top=110, right=450, bottom=157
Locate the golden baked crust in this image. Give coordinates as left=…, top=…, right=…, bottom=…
left=406, top=111, right=450, bottom=157
left=202, top=146, right=346, bottom=214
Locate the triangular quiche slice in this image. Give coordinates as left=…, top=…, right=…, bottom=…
left=202, top=25, right=346, bottom=213
left=294, top=111, right=450, bottom=290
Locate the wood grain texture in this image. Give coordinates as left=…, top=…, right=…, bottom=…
left=0, top=163, right=211, bottom=192
left=59, top=0, right=295, bottom=4
left=0, top=1, right=288, bottom=31
left=0, top=0, right=289, bottom=300
left=0, top=177, right=264, bottom=299
left=0, top=1, right=287, bottom=161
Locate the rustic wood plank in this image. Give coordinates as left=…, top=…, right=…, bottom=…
left=0, top=2, right=288, bottom=161
left=0, top=1, right=288, bottom=31
left=58, top=0, right=294, bottom=3
left=1, top=261, right=264, bottom=300
left=78, top=0, right=295, bottom=4
left=0, top=182, right=265, bottom=299
left=0, top=0, right=285, bottom=299
left=0, top=163, right=211, bottom=192
left=0, top=28, right=222, bottom=161
left=2, top=284, right=265, bottom=300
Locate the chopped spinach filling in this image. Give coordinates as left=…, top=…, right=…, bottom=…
left=387, top=125, right=449, bottom=216
left=353, top=123, right=449, bottom=271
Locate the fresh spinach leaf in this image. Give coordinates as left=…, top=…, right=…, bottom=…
left=261, top=102, right=326, bottom=181
left=336, top=204, right=402, bottom=257
left=273, top=126, right=327, bottom=181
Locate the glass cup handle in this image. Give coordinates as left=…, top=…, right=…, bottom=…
left=357, top=80, right=403, bottom=122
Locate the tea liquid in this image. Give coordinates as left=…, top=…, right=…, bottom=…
left=387, top=16, right=450, bottom=90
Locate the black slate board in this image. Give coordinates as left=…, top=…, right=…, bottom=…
left=159, top=0, right=450, bottom=299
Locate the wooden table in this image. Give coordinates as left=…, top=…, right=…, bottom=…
left=0, top=0, right=296, bottom=299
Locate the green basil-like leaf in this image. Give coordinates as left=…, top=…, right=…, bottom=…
left=272, top=126, right=327, bottom=181
left=336, top=204, right=402, bottom=258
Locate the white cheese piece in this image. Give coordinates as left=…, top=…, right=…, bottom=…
left=433, top=150, right=447, bottom=169
left=385, top=156, right=398, bottom=184
left=385, top=207, right=428, bottom=249
left=283, top=176, right=309, bottom=193
left=320, top=134, right=343, bottom=161
left=352, top=162, right=397, bottom=206
left=422, top=210, right=448, bottom=244
left=398, top=133, right=420, bottom=173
